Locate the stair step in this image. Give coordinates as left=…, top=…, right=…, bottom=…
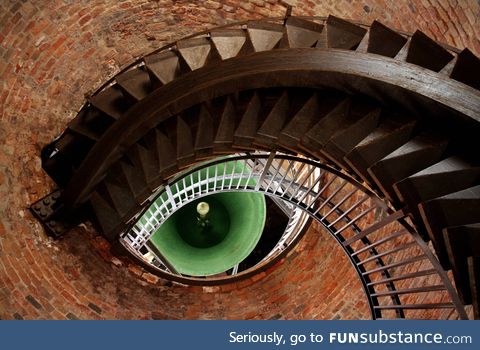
left=118, top=159, right=150, bottom=202
left=177, top=37, right=214, bottom=71
left=125, top=142, right=160, bottom=190
left=367, top=133, right=448, bottom=202
left=247, top=21, right=284, bottom=52
left=285, top=17, right=324, bottom=48
left=254, top=91, right=289, bottom=148
left=210, top=29, right=247, bottom=60
left=154, top=128, right=178, bottom=178
left=99, top=177, right=137, bottom=219
left=88, top=84, right=131, bottom=120
left=116, top=66, right=152, bottom=102
left=450, top=48, right=480, bottom=90
left=278, top=93, right=322, bottom=150
left=419, top=185, right=480, bottom=268
left=68, top=108, right=113, bottom=142
left=194, top=105, right=215, bottom=158
left=393, top=157, right=480, bottom=239
left=176, top=116, right=195, bottom=167
left=405, top=30, right=454, bottom=72
left=367, top=20, right=407, bottom=58
left=344, top=117, right=417, bottom=185
left=214, top=96, right=237, bottom=153
left=42, top=132, right=79, bottom=187
left=90, top=191, right=123, bottom=241
left=301, top=97, right=352, bottom=153
left=444, top=224, right=480, bottom=304
left=234, top=93, right=262, bottom=149
left=144, top=50, right=181, bottom=86
left=322, top=107, right=381, bottom=168
left=326, top=15, right=367, bottom=50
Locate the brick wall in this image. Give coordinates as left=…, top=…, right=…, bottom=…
left=0, top=0, right=478, bottom=319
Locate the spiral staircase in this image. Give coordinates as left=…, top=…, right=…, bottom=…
left=30, top=13, right=480, bottom=320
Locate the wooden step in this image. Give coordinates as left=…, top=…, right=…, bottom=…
left=234, top=93, right=262, bottom=149
left=449, top=48, right=480, bottom=90
left=68, top=108, right=113, bottom=142
left=144, top=51, right=182, bottom=86
left=214, top=96, right=237, bottom=153
left=176, top=116, right=195, bottom=167
left=393, top=156, right=480, bottom=239
left=444, top=224, right=480, bottom=304
left=278, top=93, right=322, bottom=150
left=125, top=142, right=160, bottom=190
left=89, top=191, right=123, bottom=241
left=116, top=66, right=152, bottom=102
left=118, top=159, right=150, bottom=203
left=367, top=133, right=448, bottom=202
left=419, top=185, right=480, bottom=268
left=301, top=97, right=352, bottom=154
left=194, top=105, right=215, bottom=158
left=405, top=30, right=454, bottom=72
left=177, top=37, right=214, bottom=71
left=210, top=29, right=247, bottom=60
left=98, top=177, right=136, bottom=219
left=254, top=91, right=289, bottom=148
left=366, top=20, right=407, bottom=58
left=322, top=107, right=381, bottom=168
left=247, top=21, right=284, bottom=52
left=284, top=17, right=324, bottom=48
left=325, top=15, right=367, bottom=50
left=154, top=128, right=178, bottom=179
left=88, top=84, right=131, bottom=120
left=344, top=117, right=417, bottom=185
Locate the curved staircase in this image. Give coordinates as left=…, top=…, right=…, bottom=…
left=33, top=15, right=480, bottom=319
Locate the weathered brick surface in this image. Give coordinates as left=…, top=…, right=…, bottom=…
left=0, top=0, right=478, bottom=319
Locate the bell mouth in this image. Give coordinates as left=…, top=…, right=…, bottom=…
left=149, top=191, right=266, bottom=276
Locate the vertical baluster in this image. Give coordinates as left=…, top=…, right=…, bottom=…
left=273, top=159, right=294, bottom=195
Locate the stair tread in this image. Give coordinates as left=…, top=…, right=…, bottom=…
left=367, top=20, right=407, bottom=58
left=88, top=84, right=130, bottom=120
left=194, top=105, right=215, bottom=157
left=285, top=17, right=324, bottom=48
left=210, top=29, right=247, bottom=60
left=326, top=15, right=367, bottom=50
left=368, top=133, right=448, bottom=201
left=344, top=117, right=417, bottom=184
left=234, top=93, right=262, bottom=148
left=279, top=93, right=321, bottom=149
left=450, top=48, right=480, bottom=90
left=406, top=30, right=454, bottom=72
left=144, top=50, right=181, bottom=85
left=255, top=91, right=289, bottom=147
left=419, top=185, right=480, bottom=268
left=176, top=116, right=195, bottom=166
left=247, top=21, right=285, bottom=52
left=444, top=224, right=480, bottom=304
left=214, top=96, right=237, bottom=153
left=322, top=107, right=381, bottom=167
left=177, top=37, right=212, bottom=71
left=90, top=191, right=122, bottom=241
left=116, top=67, right=152, bottom=101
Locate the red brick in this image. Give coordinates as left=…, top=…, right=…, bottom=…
left=0, top=0, right=477, bottom=322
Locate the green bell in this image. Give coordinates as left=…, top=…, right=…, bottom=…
left=149, top=192, right=266, bottom=276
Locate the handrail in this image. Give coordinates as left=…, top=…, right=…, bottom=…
left=120, top=152, right=468, bottom=320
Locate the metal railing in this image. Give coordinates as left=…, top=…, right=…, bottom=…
left=119, top=152, right=467, bottom=320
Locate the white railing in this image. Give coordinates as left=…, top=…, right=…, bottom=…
left=120, top=152, right=316, bottom=274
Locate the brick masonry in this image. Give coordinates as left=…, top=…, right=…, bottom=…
left=0, top=0, right=479, bottom=319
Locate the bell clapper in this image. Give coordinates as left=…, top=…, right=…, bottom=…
left=196, top=202, right=210, bottom=228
